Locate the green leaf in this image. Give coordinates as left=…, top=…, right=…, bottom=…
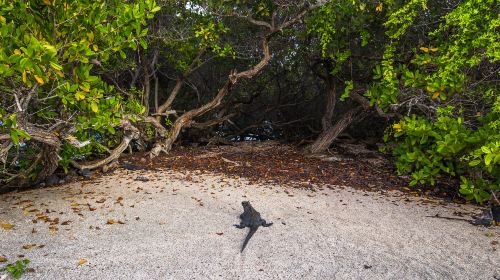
left=481, top=146, right=491, bottom=154
left=484, top=154, right=494, bottom=166
left=14, top=128, right=31, bottom=140
left=139, top=38, right=147, bottom=49
left=49, top=61, right=63, bottom=71
left=10, top=130, right=19, bottom=145
left=468, top=160, right=481, bottom=166
left=90, top=102, right=99, bottom=113
left=75, top=91, right=85, bottom=101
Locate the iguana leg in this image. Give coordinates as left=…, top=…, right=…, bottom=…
left=262, top=221, right=273, bottom=227
left=234, top=224, right=245, bottom=229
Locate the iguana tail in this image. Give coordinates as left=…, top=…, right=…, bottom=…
left=241, top=226, right=258, bottom=253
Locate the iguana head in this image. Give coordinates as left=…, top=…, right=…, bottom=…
left=241, top=201, right=251, bottom=209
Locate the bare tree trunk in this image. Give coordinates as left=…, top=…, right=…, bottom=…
left=150, top=79, right=234, bottom=157
left=306, top=106, right=362, bottom=154
left=321, top=77, right=336, bottom=131
left=142, top=58, right=151, bottom=114
left=38, top=144, right=61, bottom=179
left=155, top=48, right=206, bottom=121
left=154, top=72, right=159, bottom=113
left=156, top=77, right=183, bottom=120
left=149, top=34, right=274, bottom=157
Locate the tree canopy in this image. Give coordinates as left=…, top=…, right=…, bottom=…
left=0, top=0, right=498, bottom=203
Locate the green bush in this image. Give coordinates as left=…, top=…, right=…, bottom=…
left=1, top=259, right=30, bottom=279
left=390, top=104, right=499, bottom=203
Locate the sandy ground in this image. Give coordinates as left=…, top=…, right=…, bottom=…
left=0, top=169, right=499, bottom=280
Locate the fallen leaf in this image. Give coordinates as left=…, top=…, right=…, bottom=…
left=49, top=226, right=58, bottom=234
left=22, top=244, right=35, bottom=249
left=1, top=223, right=14, bottom=230
left=216, top=232, right=223, bottom=235
left=78, top=259, right=88, bottom=266
left=106, top=219, right=115, bottom=225
left=0, top=256, right=7, bottom=262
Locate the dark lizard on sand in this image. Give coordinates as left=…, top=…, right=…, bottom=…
left=234, top=201, right=273, bottom=252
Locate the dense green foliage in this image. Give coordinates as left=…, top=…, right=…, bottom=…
left=0, top=0, right=158, bottom=180
left=375, top=0, right=499, bottom=202
left=0, top=0, right=498, bottom=203
left=301, top=0, right=498, bottom=202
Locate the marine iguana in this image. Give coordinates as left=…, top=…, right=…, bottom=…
left=234, top=201, right=273, bottom=252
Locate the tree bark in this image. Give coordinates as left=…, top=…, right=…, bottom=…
left=321, top=77, right=336, bottom=131
left=154, top=72, right=159, bottom=113
left=306, top=106, right=362, bottom=154
left=142, top=58, right=151, bottom=114
left=38, top=144, right=61, bottom=179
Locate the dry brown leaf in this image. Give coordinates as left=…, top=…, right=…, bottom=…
left=106, top=219, right=115, bottom=225
left=0, top=255, right=7, bottom=262
left=78, top=258, right=88, bottom=266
